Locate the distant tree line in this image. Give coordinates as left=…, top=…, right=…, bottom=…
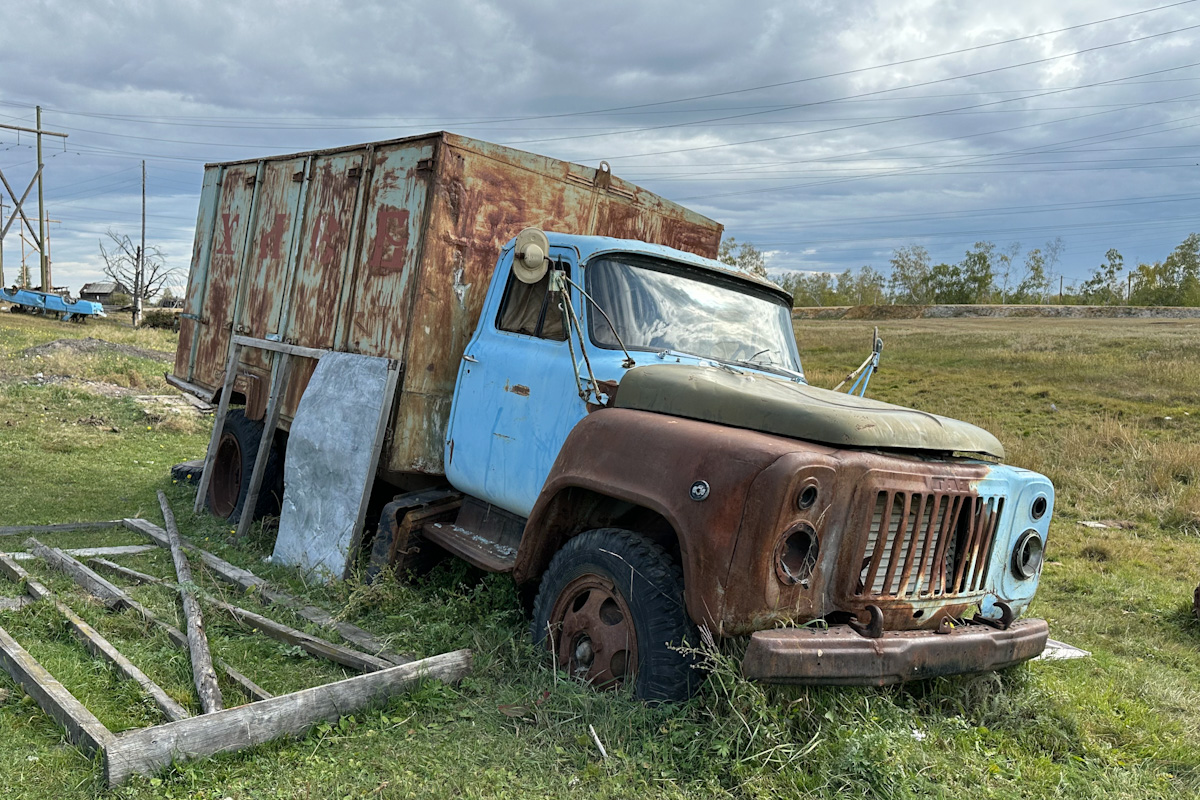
left=751, top=231, right=1200, bottom=307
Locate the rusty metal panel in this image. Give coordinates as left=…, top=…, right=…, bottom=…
left=591, top=187, right=723, bottom=258
left=176, top=167, right=222, bottom=381
left=338, top=141, right=434, bottom=356
left=281, top=151, right=366, bottom=351
left=234, top=157, right=307, bottom=371
left=741, top=618, right=1049, bottom=686
left=439, top=133, right=722, bottom=258
left=192, top=165, right=258, bottom=390
left=275, top=151, right=366, bottom=416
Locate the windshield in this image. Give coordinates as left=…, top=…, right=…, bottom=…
left=585, top=255, right=802, bottom=373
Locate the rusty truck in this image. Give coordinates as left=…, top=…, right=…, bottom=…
left=169, top=132, right=1053, bottom=701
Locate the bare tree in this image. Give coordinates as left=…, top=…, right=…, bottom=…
left=99, top=228, right=179, bottom=325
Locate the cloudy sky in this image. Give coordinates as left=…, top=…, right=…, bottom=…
left=1, top=0, right=1197, bottom=294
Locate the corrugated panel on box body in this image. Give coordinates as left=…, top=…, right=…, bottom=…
left=176, top=168, right=222, bottom=382
left=193, top=165, right=258, bottom=390
left=234, top=157, right=307, bottom=371
left=173, top=131, right=722, bottom=480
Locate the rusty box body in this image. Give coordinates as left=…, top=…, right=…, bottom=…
left=168, top=132, right=722, bottom=478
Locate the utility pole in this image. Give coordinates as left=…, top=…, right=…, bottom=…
left=0, top=195, right=5, bottom=287
left=0, top=110, right=67, bottom=292
left=43, top=216, right=60, bottom=291
left=135, top=159, right=145, bottom=326
left=36, top=107, right=46, bottom=291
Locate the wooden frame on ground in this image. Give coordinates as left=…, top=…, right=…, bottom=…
left=0, top=522, right=467, bottom=787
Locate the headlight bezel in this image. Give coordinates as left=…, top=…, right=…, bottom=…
left=1011, top=528, right=1044, bottom=580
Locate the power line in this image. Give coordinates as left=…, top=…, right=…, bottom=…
left=676, top=103, right=1200, bottom=201
left=509, top=22, right=1200, bottom=152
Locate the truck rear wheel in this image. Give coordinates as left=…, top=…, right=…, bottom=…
left=206, top=408, right=283, bottom=523
left=530, top=528, right=699, bottom=702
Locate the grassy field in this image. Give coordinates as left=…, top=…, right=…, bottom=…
left=1, top=310, right=1199, bottom=798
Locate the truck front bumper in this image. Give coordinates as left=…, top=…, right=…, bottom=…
left=742, top=618, right=1049, bottom=686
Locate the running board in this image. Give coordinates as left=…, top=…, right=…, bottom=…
left=421, top=522, right=517, bottom=573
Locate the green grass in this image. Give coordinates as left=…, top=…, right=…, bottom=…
left=2, top=312, right=1200, bottom=798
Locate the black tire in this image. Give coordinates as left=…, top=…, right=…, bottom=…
left=206, top=408, right=283, bottom=523
left=530, top=528, right=699, bottom=702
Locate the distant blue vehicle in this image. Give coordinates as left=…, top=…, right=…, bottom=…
left=1, top=286, right=105, bottom=322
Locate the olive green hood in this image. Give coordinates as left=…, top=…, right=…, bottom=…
left=612, top=364, right=1004, bottom=459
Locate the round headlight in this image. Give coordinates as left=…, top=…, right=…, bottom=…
left=1012, top=529, right=1044, bottom=580
left=776, top=523, right=818, bottom=585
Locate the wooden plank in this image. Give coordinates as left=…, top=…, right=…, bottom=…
left=90, top=552, right=387, bottom=675
left=2, top=545, right=157, bottom=562
left=22, top=536, right=272, bottom=703
left=0, top=520, right=124, bottom=537
left=123, top=518, right=408, bottom=665
left=211, top=660, right=273, bottom=702
left=231, top=334, right=329, bottom=361
left=194, top=340, right=243, bottom=514
left=164, top=373, right=215, bottom=403
left=344, top=358, right=402, bottom=580
left=235, top=351, right=293, bottom=541
left=26, top=538, right=128, bottom=610
left=0, top=554, right=189, bottom=723
left=0, top=596, right=30, bottom=611
left=104, top=649, right=471, bottom=787
left=159, top=492, right=222, bottom=714
left=207, top=597, right=392, bottom=673
left=0, top=624, right=114, bottom=755
left=87, top=558, right=161, bottom=586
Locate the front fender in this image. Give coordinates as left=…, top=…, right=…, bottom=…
left=515, top=408, right=798, bottom=629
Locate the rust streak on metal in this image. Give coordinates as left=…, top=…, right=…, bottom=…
left=894, top=492, right=929, bottom=599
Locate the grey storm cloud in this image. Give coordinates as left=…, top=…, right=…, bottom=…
left=1, top=0, right=1197, bottom=291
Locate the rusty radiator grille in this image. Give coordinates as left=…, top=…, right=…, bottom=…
left=855, top=491, right=1004, bottom=598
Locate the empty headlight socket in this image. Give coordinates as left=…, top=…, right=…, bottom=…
left=1012, top=529, right=1044, bottom=580
left=1031, top=494, right=1048, bottom=521
left=776, top=522, right=819, bottom=586
left=797, top=480, right=819, bottom=511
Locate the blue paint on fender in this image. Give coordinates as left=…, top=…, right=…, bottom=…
left=973, top=464, right=1054, bottom=620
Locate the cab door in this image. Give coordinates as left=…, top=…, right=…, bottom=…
left=445, top=248, right=587, bottom=518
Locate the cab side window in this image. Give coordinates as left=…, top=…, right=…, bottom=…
left=496, top=261, right=567, bottom=340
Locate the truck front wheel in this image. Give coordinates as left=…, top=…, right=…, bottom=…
left=530, top=528, right=699, bottom=702
left=206, top=408, right=282, bottom=523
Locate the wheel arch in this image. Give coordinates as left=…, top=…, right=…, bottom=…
left=516, top=484, right=686, bottom=587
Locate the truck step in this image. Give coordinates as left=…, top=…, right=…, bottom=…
left=421, top=522, right=517, bottom=573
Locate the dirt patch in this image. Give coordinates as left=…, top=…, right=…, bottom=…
left=21, top=337, right=173, bottom=363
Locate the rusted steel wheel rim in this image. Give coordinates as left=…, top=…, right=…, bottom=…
left=209, top=431, right=243, bottom=519
left=549, top=574, right=638, bottom=689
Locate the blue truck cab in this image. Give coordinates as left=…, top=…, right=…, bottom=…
left=421, top=230, right=1052, bottom=699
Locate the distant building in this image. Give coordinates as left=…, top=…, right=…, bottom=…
left=79, top=281, right=130, bottom=303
